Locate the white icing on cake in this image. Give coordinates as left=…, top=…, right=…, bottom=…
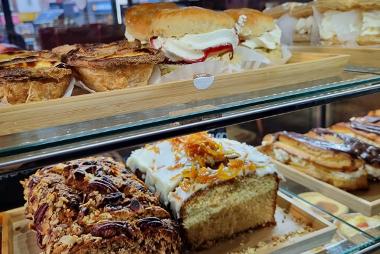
left=127, top=133, right=278, bottom=218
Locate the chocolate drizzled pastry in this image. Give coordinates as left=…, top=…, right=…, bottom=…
left=331, top=117, right=380, bottom=148
left=311, top=128, right=380, bottom=167
left=350, top=117, right=380, bottom=135
left=262, top=131, right=368, bottom=190
left=21, top=157, right=181, bottom=254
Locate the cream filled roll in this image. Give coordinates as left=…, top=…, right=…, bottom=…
left=149, top=7, right=238, bottom=64
left=225, top=8, right=284, bottom=63
left=127, top=133, right=279, bottom=249
left=125, top=5, right=238, bottom=64
left=124, top=3, right=179, bottom=43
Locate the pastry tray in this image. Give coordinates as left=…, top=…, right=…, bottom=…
left=291, top=45, right=380, bottom=69
left=0, top=52, right=349, bottom=136
left=1, top=192, right=335, bottom=254
left=273, top=160, right=380, bottom=217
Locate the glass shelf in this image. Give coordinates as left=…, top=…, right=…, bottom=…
left=280, top=180, right=380, bottom=254
left=0, top=71, right=380, bottom=172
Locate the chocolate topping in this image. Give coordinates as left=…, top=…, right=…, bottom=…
left=351, top=121, right=380, bottom=135
left=276, top=131, right=355, bottom=154
left=91, top=221, right=134, bottom=238
left=353, top=116, right=380, bottom=124
left=312, top=128, right=380, bottom=166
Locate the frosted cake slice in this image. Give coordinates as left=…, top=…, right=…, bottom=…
left=127, top=133, right=280, bottom=249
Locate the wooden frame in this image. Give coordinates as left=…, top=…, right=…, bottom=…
left=273, top=160, right=380, bottom=216
left=1, top=192, right=336, bottom=254
left=0, top=52, right=349, bottom=136
left=291, top=45, right=380, bottom=68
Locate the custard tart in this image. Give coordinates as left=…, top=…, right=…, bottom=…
left=63, top=40, right=164, bottom=92
left=0, top=51, right=71, bottom=104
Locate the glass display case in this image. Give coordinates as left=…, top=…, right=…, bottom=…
left=1, top=1, right=380, bottom=254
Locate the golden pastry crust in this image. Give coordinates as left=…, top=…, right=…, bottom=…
left=64, top=41, right=164, bottom=92
left=125, top=3, right=179, bottom=42
left=254, top=47, right=284, bottom=64
left=225, top=9, right=275, bottom=38
left=74, top=63, right=154, bottom=92
left=180, top=174, right=279, bottom=249
left=291, top=2, right=314, bottom=18
left=0, top=51, right=71, bottom=104
left=21, top=157, right=181, bottom=254
left=151, top=7, right=235, bottom=38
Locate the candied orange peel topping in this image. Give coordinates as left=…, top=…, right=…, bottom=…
left=170, top=132, right=225, bottom=167
left=168, top=133, right=258, bottom=192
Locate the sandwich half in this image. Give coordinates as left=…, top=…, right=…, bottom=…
left=225, top=8, right=284, bottom=63
left=127, top=132, right=279, bottom=249
left=316, top=0, right=380, bottom=45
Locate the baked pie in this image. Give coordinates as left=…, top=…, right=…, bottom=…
left=62, top=40, right=164, bottom=92
left=0, top=50, right=71, bottom=104
left=262, top=131, right=368, bottom=190
left=308, top=128, right=380, bottom=181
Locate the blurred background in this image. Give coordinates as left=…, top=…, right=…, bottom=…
left=0, top=0, right=311, bottom=51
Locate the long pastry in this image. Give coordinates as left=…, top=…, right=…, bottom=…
left=308, top=128, right=380, bottom=181
left=331, top=116, right=380, bottom=147
left=262, top=131, right=368, bottom=190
